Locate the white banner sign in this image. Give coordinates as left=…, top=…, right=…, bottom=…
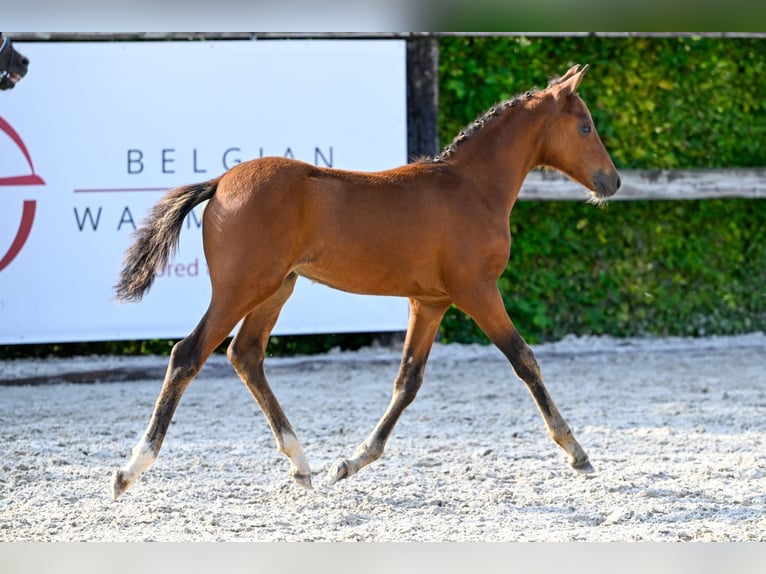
left=0, top=40, right=409, bottom=344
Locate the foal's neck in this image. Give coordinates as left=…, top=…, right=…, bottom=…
left=447, top=98, right=549, bottom=214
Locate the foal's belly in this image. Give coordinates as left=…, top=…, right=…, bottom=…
left=295, top=260, right=447, bottom=300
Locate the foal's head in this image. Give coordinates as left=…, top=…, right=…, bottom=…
left=538, top=65, right=620, bottom=202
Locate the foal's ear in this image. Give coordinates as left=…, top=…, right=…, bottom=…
left=550, top=64, right=589, bottom=97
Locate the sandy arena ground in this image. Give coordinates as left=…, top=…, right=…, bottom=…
left=0, top=333, right=764, bottom=542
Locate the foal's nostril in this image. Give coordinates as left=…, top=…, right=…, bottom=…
left=615, top=174, right=621, bottom=190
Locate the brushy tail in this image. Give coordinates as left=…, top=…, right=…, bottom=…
left=115, top=179, right=219, bottom=302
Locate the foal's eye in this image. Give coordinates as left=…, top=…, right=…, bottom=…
left=580, top=124, right=592, bottom=135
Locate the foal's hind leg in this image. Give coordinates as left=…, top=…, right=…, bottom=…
left=112, top=302, right=242, bottom=499
left=328, top=298, right=450, bottom=484
left=227, top=274, right=312, bottom=488
left=457, top=285, right=594, bottom=474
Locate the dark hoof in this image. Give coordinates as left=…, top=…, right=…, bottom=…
left=571, top=458, right=596, bottom=475
left=111, top=469, right=130, bottom=500
left=291, top=471, right=313, bottom=490
left=327, top=459, right=350, bottom=485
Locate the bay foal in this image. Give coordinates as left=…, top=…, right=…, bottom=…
left=112, top=65, right=620, bottom=499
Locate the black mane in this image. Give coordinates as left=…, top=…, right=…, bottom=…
left=431, top=89, right=541, bottom=163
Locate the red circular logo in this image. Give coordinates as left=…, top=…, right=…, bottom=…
left=0, top=116, right=45, bottom=272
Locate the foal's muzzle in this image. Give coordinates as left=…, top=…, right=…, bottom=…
left=592, top=170, right=621, bottom=198
left=0, top=38, right=29, bottom=90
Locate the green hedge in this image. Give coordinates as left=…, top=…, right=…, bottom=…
left=439, top=35, right=766, bottom=169
left=438, top=36, right=766, bottom=343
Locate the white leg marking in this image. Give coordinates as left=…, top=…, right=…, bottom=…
left=280, top=432, right=311, bottom=478
left=120, top=438, right=157, bottom=484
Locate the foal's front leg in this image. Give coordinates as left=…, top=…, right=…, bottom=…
left=457, top=285, right=594, bottom=474
left=327, top=299, right=449, bottom=484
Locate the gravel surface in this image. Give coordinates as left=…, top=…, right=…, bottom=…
left=1, top=333, right=764, bottom=541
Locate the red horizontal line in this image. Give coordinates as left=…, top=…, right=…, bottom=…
left=73, top=187, right=171, bottom=193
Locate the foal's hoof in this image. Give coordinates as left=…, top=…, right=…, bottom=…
left=291, top=471, right=313, bottom=490
left=571, top=458, right=596, bottom=475
left=327, top=459, right=350, bottom=485
left=111, top=469, right=130, bottom=500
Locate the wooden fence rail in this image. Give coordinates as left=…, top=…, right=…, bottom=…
left=520, top=169, right=766, bottom=201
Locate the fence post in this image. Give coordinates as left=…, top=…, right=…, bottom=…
left=406, top=36, right=440, bottom=161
